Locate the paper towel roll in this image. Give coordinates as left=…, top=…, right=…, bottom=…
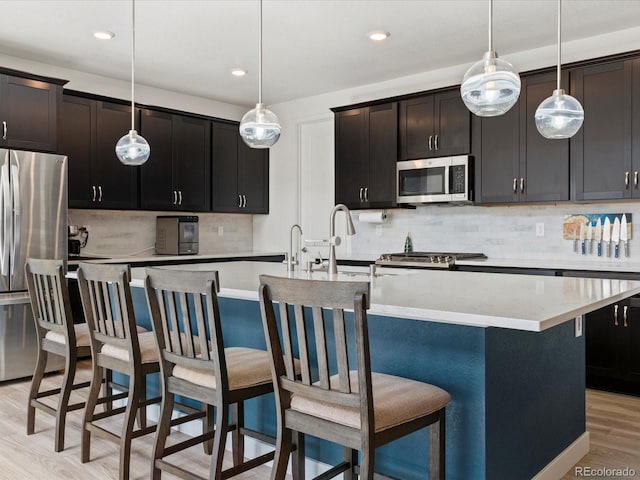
left=358, top=211, right=387, bottom=223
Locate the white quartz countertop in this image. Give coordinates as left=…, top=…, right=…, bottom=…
left=105, top=261, right=640, bottom=333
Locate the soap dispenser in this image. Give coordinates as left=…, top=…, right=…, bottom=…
left=404, top=232, right=413, bottom=253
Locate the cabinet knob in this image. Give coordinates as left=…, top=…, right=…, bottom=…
left=242, top=194, right=247, bottom=208
left=520, top=177, right=525, bottom=194
left=428, top=135, right=433, bottom=151
left=2, top=121, right=6, bottom=140
left=92, top=185, right=96, bottom=202
left=635, top=171, right=638, bottom=189
left=434, top=134, right=439, bottom=151
left=173, top=190, right=178, bottom=205
left=238, top=194, right=242, bottom=208
left=623, top=305, right=628, bottom=327
left=513, top=178, right=517, bottom=194
left=364, top=187, right=369, bottom=202
left=625, top=171, right=630, bottom=189
left=98, top=185, right=103, bottom=202
left=359, top=187, right=364, bottom=202
left=178, top=190, right=182, bottom=206
left=614, top=304, right=619, bottom=326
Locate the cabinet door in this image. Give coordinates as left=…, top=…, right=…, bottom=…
left=368, top=103, right=397, bottom=207
left=434, top=90, right=470, bottom=157
left=475, top=103, right=520, bottom=204
left=140, top=109, right=175, bottom=210
left=211, top=121, right=240, bottom=212
left=585, top=302, right=628, bottom=383
left=238, top=140, right=269, bottom=213
left=60, top=95, right=94, bottom=208
left=627, top=298, right=640, bottom=384
left=94, top=102, right=139, bottom=209
left=632, top=59, right=640, bottom=198
left=571, top=61, right=632, bottom=201
left=519, top=72, right=569, bottom=202
left=335, top=108, right=368, bottom=208
left=0, top=75, right=59, bottom=152
left=399, top=96, right=435, bottom=160
left=174, top=116, right=211, bottom=211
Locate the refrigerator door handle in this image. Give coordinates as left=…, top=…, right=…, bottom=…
left=0, top=163, right=10, bottom=276
left=10, top=163, right=20, bottom=278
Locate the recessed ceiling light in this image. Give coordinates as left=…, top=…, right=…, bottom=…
left=94, top=31, right=115, bottom=40
left=368, top=31, right=390, bottom=42
left=231, top=68, right=247, bottom=77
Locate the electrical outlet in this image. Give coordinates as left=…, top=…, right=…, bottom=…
left=535, top=223, right=544, bottom=237
left=575, top=315, right=583, bottom=337
left=218, top=226, right=224, bottom=236
left=375, top=225, right=382, bottom=236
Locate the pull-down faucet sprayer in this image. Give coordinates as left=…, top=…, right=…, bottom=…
left=328, top=204, right=356, bottom=276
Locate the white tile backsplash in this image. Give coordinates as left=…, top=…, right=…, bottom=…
left=68, top=209, right=252, bottom=257
left=350, top=202, right=640, bottom=262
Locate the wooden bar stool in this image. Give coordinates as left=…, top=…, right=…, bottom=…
left=25, top=258, right=94, bottom=452
left=258, top=275, right=451, bottom=480
left=144, top=267, right=284, bottom=480
left=76, top=262, right=203, bottom=480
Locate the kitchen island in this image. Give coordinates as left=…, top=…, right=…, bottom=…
left=75, top=261, right=640, bottom=480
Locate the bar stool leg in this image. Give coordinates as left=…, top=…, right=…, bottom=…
left=82, top=364, right=104, bottom=463
left=209, top=403, right=230, bottom=480
left=271, top=427, right=293, bottom=480
left=292, top=432, right=305, bottom=480
left=151, top=391, right=175, bottom=480
left=27, top=350, right=48, bottom=436
left=343, top=448, right=357, bottom=480
left=429, top=409, right=446, bottom=480
left=232, top=402, right=245, bottom=466
left=54, top=354, right=77, bottom=452
left=119, top=371, right=142, bottom=480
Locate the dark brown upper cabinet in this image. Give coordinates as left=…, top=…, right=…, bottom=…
left=139, top=109, right=211, bottom=211
left=475, top=71, right=569, bottom=204
left=399, top=89, right=470, bottom=160
left=0, top=74, right=64, bottom=153
left=334, top=103, right=398, bottom=209
left=60, top=94, right=138, bottom=209
left=571, top=59, right=634, bottom=201
left=211, top=121, right=269, bottom=214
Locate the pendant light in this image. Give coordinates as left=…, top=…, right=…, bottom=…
left=239, top=0, right=281, bottom=149
left=534, top=0, right=584, bottom=139
left=460, top=0, right=521, bottom=117
left=115, top=0, right=150, bottom=166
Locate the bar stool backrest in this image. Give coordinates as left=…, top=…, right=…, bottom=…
left=258, top=275, right=372, bottom=427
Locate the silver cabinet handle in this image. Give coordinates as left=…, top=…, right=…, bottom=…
left=92, top=185, right=97, bottom=202
left=434, top=134, right=439, bottom=150
left=364, top=187, right=369, bottom=202
left=98, top=185, right=102, bottom=202
left=625, top=171, right=630, bottom=189
left=428, top=135, right=433, bottom=151
left=624, top=305, right=628, bottom=327
left=513, top=178, right=517, bottom=194
left=243, top=194, right=247, bottom=208
left=635, top=171, right=638, bottom=189
left=2, top=121, right=6, bottom=140
left=520, top=177, right=525, bottom=193
left=238, top=194, right=242, bottom=208
left=173, top=191, right=177, bottom=205
left=178, top=190, right=182, bottom=206
left=614, top=304, right=619, bottom=326
left=359, top=187, right=364, bottom=202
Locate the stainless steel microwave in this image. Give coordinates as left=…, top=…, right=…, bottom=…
left=396, top=155, right=473, bottom=204
left=155, top=216, right=199, bottom=255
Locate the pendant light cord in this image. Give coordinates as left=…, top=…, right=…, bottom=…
left=258, top=0, right=263, bottom=105
left=131, top=0, right=136, bottom=130
left=488, top=0, right=493, bottom=52
left=556, top=0, right=562, bottom=91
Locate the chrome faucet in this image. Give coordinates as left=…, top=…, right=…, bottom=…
left=287, top=224, right=303, bottom=272
left=328, top=204, right=356, bottom=276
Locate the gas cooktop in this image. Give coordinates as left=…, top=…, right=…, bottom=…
left=375, top=252, right=487, bottom=269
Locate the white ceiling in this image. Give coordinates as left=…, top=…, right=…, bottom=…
left=1, top=0, right=640, bottom=107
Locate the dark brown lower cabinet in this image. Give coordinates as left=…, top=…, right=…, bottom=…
left=586, top=296, right=640, bottom=395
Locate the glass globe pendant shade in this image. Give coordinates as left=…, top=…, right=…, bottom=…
left=239, top=103, right=282, bottom=149
left=461, top=51, right=521, bottom=117
left=115, top=129, right=150, bottom=166
left=534, top=89, right=584, bottom=139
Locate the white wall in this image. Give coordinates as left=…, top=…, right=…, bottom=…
left=253, top=26, right=640, bottom=264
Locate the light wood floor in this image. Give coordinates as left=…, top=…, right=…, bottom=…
left=1, top=361, right=638, bottom=479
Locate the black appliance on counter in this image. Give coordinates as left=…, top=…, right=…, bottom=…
left=375, top=252, right=487, bottom=269
left=155, top=216, right=199, bottom=255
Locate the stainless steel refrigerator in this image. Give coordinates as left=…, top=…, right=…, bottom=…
left=0, top=149, right=67, bottom=381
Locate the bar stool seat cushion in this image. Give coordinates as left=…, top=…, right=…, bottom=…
left=173, top=347, right=273, bottom=390
left=45, top=323, right=92, bottom=347
left=101, top=330, right=158, bottom=364
left=290, top=371, right=451, bottom=432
